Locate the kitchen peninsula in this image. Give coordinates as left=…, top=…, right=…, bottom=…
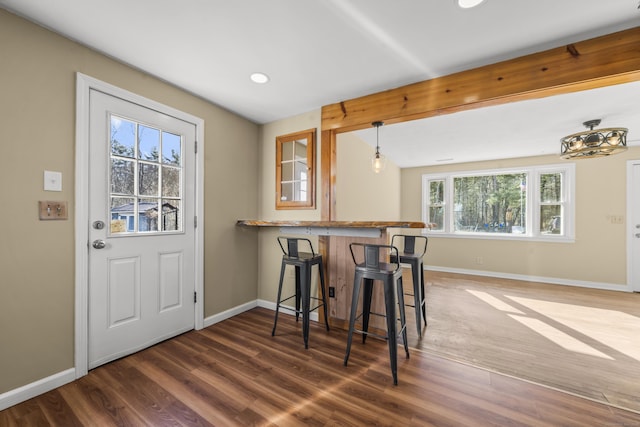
left=237, top=220, right=426, bottom=330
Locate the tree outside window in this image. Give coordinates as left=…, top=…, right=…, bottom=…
left=422, top=165, right=574, bottom=240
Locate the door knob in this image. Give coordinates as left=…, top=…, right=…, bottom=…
left=92, top=239, right=106, bottom=249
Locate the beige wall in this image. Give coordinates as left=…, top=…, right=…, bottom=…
left=401, top=151, right=640, bottom=286
left=0, top=10, right=259, bottom=394
left=336, top=132, right=401, bottom=221
left=256, top=111, right=322, bottom=303
left=254, top=119, right=404, bottom=304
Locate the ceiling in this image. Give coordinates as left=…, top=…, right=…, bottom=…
left=2, top=0, right=639, bottom=166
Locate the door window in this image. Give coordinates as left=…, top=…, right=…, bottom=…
left=110, top=115, right=183, bottom=234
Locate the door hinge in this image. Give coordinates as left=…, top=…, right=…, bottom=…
left=194, top=291, right=197, bottom=303
left=194, top=215, right=198, bottom=228
left=194, top=140, right=198, bottom=154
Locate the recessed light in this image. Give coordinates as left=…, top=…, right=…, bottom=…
left=458, top=0, right=485, bottom=8
left=250, top=72, right=270, bottom=84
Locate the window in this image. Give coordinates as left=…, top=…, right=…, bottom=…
left=110, top=115, right=183, bottom=234
left=422, top=164, right=574, bottom=240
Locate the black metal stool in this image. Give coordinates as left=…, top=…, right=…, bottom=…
left=272, top=236, right=330, bottom=349
left=390, top=234, right=428, bottom=338
left=344, top=243, right=409, bottom=385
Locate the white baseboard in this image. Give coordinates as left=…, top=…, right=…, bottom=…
left=202, top=299, right=318, bottom=328
left=0, top=368, right=76, bottom=411
left=203, top=300, right=258, bottom=328
left=425, top=265, right=633, bottom=292
left=257, top=299, right=319, bottom=321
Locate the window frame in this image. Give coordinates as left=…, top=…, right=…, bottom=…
left=422, top=163, right=575, bottom=242
left=275, top=128, right=316, bottom=210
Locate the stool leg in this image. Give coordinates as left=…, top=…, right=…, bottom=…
left=294, top=265, right=301, bottom=322
left=383, top=277, right=398, bottom=385
left=318, top=260, right=330, bottom=331
left=272, top=260, right=287, bottom=336
left=344, top=273, right=362, bottom=366
left=301, top=263, right=310, bottom=349
left=410, top=259, right=422, bottom=338
left=419, top=261, right=427, bottom=325
left=397, top=277, right=409, bottom=359
left=362, top=278, right=374, bottom=344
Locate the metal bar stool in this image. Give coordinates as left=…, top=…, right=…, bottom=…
left=390, top=234, right=428, bottom=338
left=344, top=243, right=409, bottom=385
left=272, top=236, right=330, bottom=349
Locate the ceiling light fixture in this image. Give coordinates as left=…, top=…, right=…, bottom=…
left=560, top=119, right=628, bottom=159
left=371, top=121, right=387, bottom=173
left=458, top=0, right=486, bottom=9
left=250, top=72, right=270, bottom=84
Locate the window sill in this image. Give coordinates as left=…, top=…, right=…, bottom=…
left=423, top=230, right=575, bottom=243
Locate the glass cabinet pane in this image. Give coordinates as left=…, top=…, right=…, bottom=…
left=280, top=182, right=294, bottom=202
left=281, top=162, right=294, bottom=182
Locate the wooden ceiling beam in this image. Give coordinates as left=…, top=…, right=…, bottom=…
left=321, top=26, right=640, bottom=133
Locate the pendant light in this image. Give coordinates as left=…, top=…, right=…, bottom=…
left=371, top=121, right=387, bottom=173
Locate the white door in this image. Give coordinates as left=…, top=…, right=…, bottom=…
left=88, top=89, right=196, bottom=368
left=629, top=162, right=640, bottom=292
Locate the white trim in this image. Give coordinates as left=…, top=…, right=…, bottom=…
left=425, top=265, right=634, bottom=293
left=257, top=299, right=320, bottom=321
left=75, top=73, right=205, bottom=381
left=627, top=160, right=640, bottom=292
left=203, top=300, right=258, bottom=328
left=0, top=369, right=76, bottom=411
left=422, top=163, right=575, bottom=241
left=202, top=300, right=320, bottom=329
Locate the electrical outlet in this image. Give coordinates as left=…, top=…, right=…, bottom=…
left=475, top=256, right=484, bottom=265
left=611, top=215, right=624, bottom=224
left=329, top=287, right=335, bottom=298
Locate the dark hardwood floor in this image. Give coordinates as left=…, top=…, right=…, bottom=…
left=2, top=306, right=640, bottom=426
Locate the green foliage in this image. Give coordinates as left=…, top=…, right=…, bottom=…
left=453, top=173, right=526, bottom=232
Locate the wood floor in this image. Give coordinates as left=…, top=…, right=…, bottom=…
left=3, top=300, right=640, bottom=426
left=406, top=271, right=640, bottom=413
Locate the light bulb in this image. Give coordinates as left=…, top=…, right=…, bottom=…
left=607, top=132, right=621, bottom=146
left=372, top=153, right=386, bottom=173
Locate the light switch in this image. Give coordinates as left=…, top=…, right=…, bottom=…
left=44, top=170, right=62, bottom=192
left=39, top=201, right=68, bottom=220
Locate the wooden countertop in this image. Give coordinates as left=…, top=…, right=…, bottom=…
left=236, top=220, right=428, bottom=228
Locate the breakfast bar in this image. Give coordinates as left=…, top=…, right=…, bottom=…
left=237, top=220, right=426, bottom=330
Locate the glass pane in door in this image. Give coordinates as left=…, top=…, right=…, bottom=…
left=109, top=115, right=183, bottom=234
